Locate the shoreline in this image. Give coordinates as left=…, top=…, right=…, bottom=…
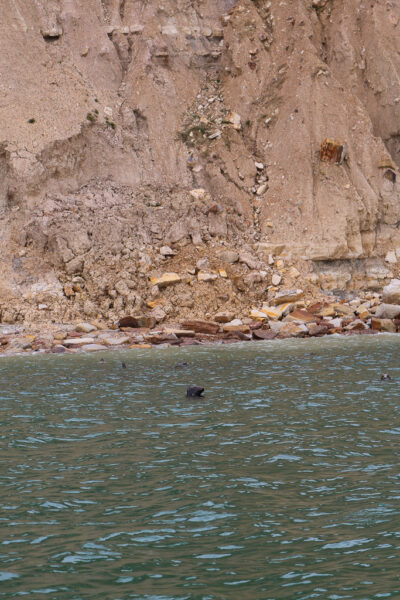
left=1, top=292, right=400, bottom=358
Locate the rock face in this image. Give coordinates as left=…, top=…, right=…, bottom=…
left=2, top=1, right=400, bottom=324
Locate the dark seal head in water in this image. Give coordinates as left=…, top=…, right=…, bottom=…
left=381, top=373, right=392, bottom=381
left=186, top=385, right=205, bottom=398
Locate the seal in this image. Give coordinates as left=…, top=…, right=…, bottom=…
left=186, top=385, right=205, bottom=397
left=381, top=373, right=392, bottom=381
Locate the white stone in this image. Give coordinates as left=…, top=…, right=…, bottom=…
left=385, top=251, right=397, bottom=264
left=256, top=184, right=267, bottom=195
left=160, top=246, right=175, bottom=256
left=197, top=271, right=218, bottom=282
left=255, top=162, right=264, bottom=170
left=63, top=337, right=96, bottom=347
left=80, top=344, right=108, bottom=352
left=272, top=274, right=282, bottom=286
left=382, top=279, right=400, bottom=304
left=230, top=319, right=244, bottom=326
left=76, top=323, right=96, bottom=333
left=101, top=336, right=130, bottom=346
left=189, top=188, right=206, bottom=200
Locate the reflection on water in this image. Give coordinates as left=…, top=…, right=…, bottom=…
left=1, top=335, right=400, bottom=599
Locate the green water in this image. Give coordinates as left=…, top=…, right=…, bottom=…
left=1, top=335, right=400, bottom=599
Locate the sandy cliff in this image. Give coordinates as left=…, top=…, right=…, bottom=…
left=1, top=0, right=400, bottom=325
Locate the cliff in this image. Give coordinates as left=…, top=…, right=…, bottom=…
left=1, top=0, right=400, bottom=325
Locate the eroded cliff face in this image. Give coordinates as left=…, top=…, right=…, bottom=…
left=1, top=0, right=400, bottom=324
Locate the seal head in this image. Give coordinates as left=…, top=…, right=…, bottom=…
left=186, top=385, right=205, bottom=397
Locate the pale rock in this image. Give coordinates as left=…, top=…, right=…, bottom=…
left=225, top=319, right=243, bottom=327
left=268, top=320, right=285, bottom=333
left=160, top=246, right=175, bottom=256
left=101, top=335, right=130, bottom=346
left=63, top=337, right=96, bottom=347
left=244, top=272, right=265, bottom=287
left=279, top=322, right=308, bottom=338
left=81, top=344, right=108, bottom=352
left=385, top=251, right=397, bottom=264
left=288, top=267, right=300, bottom=279
left=54, top=331, right=67, bottom=340
left=271, top=289, right=303, bottom=305
left=164, top=329, right=195, bottom=338
left=150, top=273, right=181, bottom=288
left=65, top=257, right=84, bottom=275
left=276, top=259, right=285, bottom=269
left=382, top=279, right=400, bottom=304
left=249, top=309, right=269, bottom=320
left=272, top=274, right=282, bottom=286
left=256, top=184, right=267, bottom=196
left=255, top=162, right=264, bottom=170
left=331, top=303, right=355, bottom=316
left=371, top=318, right=396, bottom=332
left=76, top=323, right=96, bottom=333
left=218, top=250, right=239, bottom=264
left=196, top=258, right=210, bottom=270
left=150, top=306, right=167, bottom=322
left=227, top=111, right=241, bottom=129
left=330, top=317, right=343, bottom=328
left=261, top=303, right=293, bottom=320
left=189, top=188, right=207, bottom=201
left=374, top=303, right=400, bottom=319
left=239, top=251, right=259, bottom=270
left=355, top=304, right=370, bottom=319
left=197, top=271, right=218, bottom=282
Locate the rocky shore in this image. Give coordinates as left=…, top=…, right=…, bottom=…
left=3, top=279, right=400, bottom=358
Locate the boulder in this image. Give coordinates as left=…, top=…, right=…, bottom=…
left=52, top=345, right=67, bottom=354
left=119, top=315, right=157, bottom=329
left=355, top=304, right=371, bottom=319
left=344, top=319, right=368, bottom=331
left=371, top=318, right=396, bottom=332
left=76, top=322, right=96, bottom=333
left=80, top=344, right=108, bottom=352
left=217, top=250, right=239, bottom=264
left=307, top=323, right=329, bottom=337
left=215, top=311, right=235, bottom=323
left=101, top=336, right=130, bottom=346
left=278, top=322, right=308, bottom=338
left=63, top=337, right=96, bottom=347
left=160, top=246, right=175, bottom=256
left=164, top=329, right=195, bottom=338
left=253, top=329, right=278, bottom=340
left=181, top=320, right=220, bottom=334
left=144, top=332, right=180, bottom=345
left=261, top=303, right=292, bottom=320
left=149, top=272, right=181, bottom=288
left=374, top=303, right=400, bottom=319
left=223, top=324, right=251, bottom=333
left=331, top=303, right=355, bottom=316
left=249, top=309, right=269, bottom=320
left=268, top=321, right=286, bottom=333
left=271, top=289, right=303, bottom=305
left=284, top=309, right=315, bottom=323
left=382, top=279, right=400, bottom=304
